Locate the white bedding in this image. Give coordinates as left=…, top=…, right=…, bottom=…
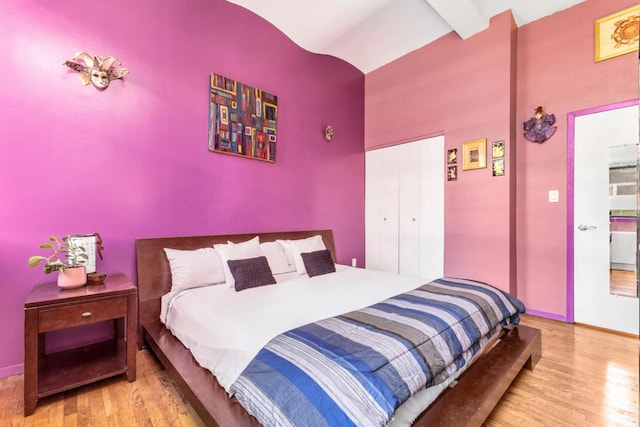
left=160, top=266, right=480, bottom=425
left=161, top=265, right=430, bottom=389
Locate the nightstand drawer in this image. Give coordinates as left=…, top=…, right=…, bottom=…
left=39, top=297, right=128, bottom=332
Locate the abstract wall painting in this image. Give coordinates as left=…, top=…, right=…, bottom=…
left=208, top=73, right=278, bottom=162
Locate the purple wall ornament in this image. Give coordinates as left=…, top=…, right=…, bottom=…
left=523, top=106, right=557, bottom=143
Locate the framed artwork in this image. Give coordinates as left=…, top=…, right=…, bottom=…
left=492, top=159, right=505, bottom=177
left=447, top=148, right=458, bottom=164
left=462, top=138, right=487, bottom=171
left=209, top=72, right=278, bottom=162
left=447, top=165, right=457, bottom=181
left=492, top=140, right=505, bottom=158
left=595, top=5, right=640, bottom=62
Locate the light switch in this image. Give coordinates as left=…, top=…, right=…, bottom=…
left=549, top=190, right=559, bottom=203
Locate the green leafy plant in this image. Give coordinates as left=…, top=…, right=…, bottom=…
left=28, top=235, right=89, bottom=274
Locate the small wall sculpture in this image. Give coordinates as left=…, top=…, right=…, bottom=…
left=208, top=73, right=278, bottom=162
left=324, top=125, right=335, bottom=142
left=63, top=52, right=128, bottom=90
left=523, top=106, right=557, bottom=143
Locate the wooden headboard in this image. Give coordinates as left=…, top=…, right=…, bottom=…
left=135, top=229, right=336, bottom=340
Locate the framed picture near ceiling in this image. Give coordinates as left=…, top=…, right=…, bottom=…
left=595, top=5, right=640, bottom=62
left=208, top=72, right=278, bottom=162
left=462, top=138, right=487, bottom=171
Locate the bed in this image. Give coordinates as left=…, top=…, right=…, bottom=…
left=136, top=229, right=541, bottom=426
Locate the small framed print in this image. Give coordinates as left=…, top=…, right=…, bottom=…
left=492, top=140, right=505, bottom=158
left=447, top=165, right=457, bottom=181
left=447, top=148, right=458, bottom=164
left=462, top=138, right=487, bottom=171
left=492, top=158, right=505, bottom=176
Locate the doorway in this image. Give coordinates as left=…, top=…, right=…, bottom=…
left=568, top=100, right=639, bottom=335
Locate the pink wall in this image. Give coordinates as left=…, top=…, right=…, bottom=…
left=365, top=12, right=518, bottom=293
left=0, top=0, right=364, bottom=375
left=366, top=1, right=638, bottom=318
left=516, top=0, right=637, bottom=319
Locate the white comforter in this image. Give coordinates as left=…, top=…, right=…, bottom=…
left=161, top=266, right=493, bottom=426
left=161, top=265, right=429, bottom=392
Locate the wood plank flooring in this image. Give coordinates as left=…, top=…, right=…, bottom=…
left=1, top=314, right=637, bottom=426
left=611, top=269, right=637, bottom=298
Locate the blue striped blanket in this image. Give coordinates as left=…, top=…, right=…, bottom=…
left=230, top=277, right=525, bottom=427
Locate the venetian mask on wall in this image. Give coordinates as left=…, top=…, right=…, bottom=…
left=63, top=52, right=129, bottom=90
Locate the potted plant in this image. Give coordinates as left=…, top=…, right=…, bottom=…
left=28, top=235, right=89, bottom=288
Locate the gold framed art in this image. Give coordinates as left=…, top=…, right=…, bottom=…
left=462, top=138, right=487, bottom=171
left=595, top=5, right=640, bottom=62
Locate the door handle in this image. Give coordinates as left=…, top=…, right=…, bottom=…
left=577, top=224, right=598, bottom=231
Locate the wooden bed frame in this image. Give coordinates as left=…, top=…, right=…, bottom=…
left=136, top=229, right=542, bottom=427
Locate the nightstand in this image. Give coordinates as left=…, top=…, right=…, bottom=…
left=24, top=273, right=137, bottom=415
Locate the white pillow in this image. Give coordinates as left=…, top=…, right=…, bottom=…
left=163, top=247, right=226, bottom=292
left=260, top=241, right=294, bottom=274
left=288, top=235, right=326, bottom=275
left=276, top=239, right=295, bottom=269
left=214, top=236, right=263, bottom=287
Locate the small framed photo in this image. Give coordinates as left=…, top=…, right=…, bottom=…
left=447, top=148, right=458, bottom=164
left=492, top=140, right=505, bottom=158
left=447, top=165, right=457, bottom=181
left=595, top=5, right=640, bottom=62
left=462, top=138, right=487, bottom=171
left=492, top=158, right=505, bottom=177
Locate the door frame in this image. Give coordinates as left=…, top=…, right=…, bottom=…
left=566, top=99, right=639, bottom=323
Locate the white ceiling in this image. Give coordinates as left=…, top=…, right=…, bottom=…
left=227, top=0, right=586, bottom=74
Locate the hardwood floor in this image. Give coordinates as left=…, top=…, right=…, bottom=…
left=1, top=314, right=637, bottom=426
left=611, top=269, right=637, bottom=298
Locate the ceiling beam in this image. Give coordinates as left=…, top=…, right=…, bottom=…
left=424, top=0, right=489, bottom=39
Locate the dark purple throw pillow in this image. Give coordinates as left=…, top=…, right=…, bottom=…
left=301, top=249, right=336, bottom=278
left=227, top=256, right=276, bottom=291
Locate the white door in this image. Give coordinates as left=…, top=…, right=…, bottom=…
left=398, top=142, right=421, bottom=277
left=365, top=145, right=399, bottom=273
left=419, top=136, right=444, bottom=281
left=574, top=104, right=638, bottom=335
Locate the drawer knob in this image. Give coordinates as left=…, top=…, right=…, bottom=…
left=81, top=312, right=92, bottom=318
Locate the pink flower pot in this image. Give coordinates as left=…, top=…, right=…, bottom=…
left=57, top=266, right=87, bottom=289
